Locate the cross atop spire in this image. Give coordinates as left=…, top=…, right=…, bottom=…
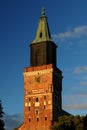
left=41, top=7, right=45, bottom=16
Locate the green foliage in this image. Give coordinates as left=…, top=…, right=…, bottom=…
left=83, top=115, right=87, bottom=130
left=73, top=115, right=84, bottom=130
left=0, top=100, right=5, bottom=130
left=57, top=115, right=75, bottom=130
left=52, top=115, right=87, bottom=130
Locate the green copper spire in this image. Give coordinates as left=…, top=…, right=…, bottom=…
left=32, top=8, right=52, bottom=43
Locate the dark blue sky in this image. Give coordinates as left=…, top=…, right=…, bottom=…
left=0, top=0, right=87, bottom=118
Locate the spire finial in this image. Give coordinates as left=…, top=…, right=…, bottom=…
left=42, top=7, right=45, bottom=16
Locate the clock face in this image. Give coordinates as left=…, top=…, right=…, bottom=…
left=35, top=75, right=41, bottom=83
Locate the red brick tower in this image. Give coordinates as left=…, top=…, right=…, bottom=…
left=18, top=8, right=63, bottom=130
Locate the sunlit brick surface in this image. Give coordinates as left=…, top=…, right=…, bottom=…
left=18, top=64, right=62, bottom=130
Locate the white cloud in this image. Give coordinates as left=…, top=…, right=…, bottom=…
left=3, top=113, right=23, bottom=130
left=52, top=25, right=87, bottom=39
left=63, top=92, right=87, bottom=114
left=63, top=103, right=87, bottom=110
left=74, top=66, right=87, bottom=74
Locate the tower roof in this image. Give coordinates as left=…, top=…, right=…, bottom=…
left=32, top=7, right=52, bottom=43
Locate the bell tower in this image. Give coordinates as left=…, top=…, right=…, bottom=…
left=18, top=8, right=63, bottom=130
left=30, top=8, right=57, bottom=67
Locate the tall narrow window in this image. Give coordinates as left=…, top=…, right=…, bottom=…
left=40, top=32, right=42, bottom=38
left=29, top=118, right=31, bottom=122
left=36, top=97, right=39, bottom=102
left=45, top=117, right=47, bottom=121
left=37, top=117, right=39, bottom=122
left=44, top=95, right=46, bottom=100
left=44, top=105, right=46, bottom=109
left=36, top=49, right=41, bottom=66
left=35, top=97, right=39, bottom=107
left=28, top=107, right=30, bottom=111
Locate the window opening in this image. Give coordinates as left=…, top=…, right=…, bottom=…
left=37, top=118, right=39, bottom=122
left=40, top=32, right=42, bottom=38
left=29, top=118, right=31, bottom=122
left=44, top=105, right=46, bottom=109
left=44, top=95, right=46, bottom=99
left=28, top=107, right=30, bottom=111
left=36, top=97, right=39, bottom=102
left=36, top=110, right=39, bottom=114
left=36, top=49, right=41, bottom=66
left=45, top=117, right=47, bottom=121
